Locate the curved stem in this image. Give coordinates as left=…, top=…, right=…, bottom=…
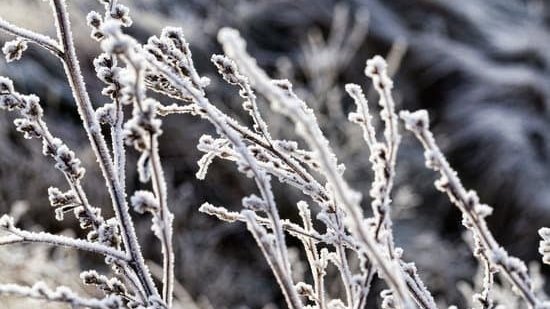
left=0, top=230, right=127, bottom=261
left=0, top=283, right=118, bottom=309
left=0, top=17, right=63, bottom=58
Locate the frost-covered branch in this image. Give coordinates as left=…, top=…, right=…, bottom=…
left=199, top=202, right=326, bottom=243
left=0, top=76, right=104, bottom=230
left=0, top=17, right=63, bottom=58
left=0, top=282, right=122, bottom=309
left=99, top=23, right=175, bottom=306
left=0, top=215, right=127, bottom=261
left=140, top=27, right=302, bottom=308
left=218, top=27, right=412, bottom=309
left=1, top=1, right=547, bottom=309
left=401, top=109, right=546, bottom=308
left=49, top=0, right=159, bottom=301
left=346, top=58, right=436, bottom=309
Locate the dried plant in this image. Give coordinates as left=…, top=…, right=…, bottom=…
left=0, top=1, right=548, bottom=309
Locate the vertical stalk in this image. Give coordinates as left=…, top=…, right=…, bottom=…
left=50, top=0, right=158, bottom=300
left=150, top=137, right=174, bottom=307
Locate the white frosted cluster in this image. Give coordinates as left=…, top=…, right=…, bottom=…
left=96, top=103, right=117, bottom=125
left=48, top=187, right=79, bottom=221
left=0, top=214, right=14, bottom=230
left=211, top=54, right=245, bottom=86
left=125, top=99, right=162, bottom=138
left=131, top=190, right=160, bottom=214
left=86, top=11, right=104, bottom=41
left=346, top=84, right=376, bottom=147
left=0, top=90, right=44, bottom=140
left=53, top=144, right=85, bottom=181
left=0, top=76, right=14, bottom=93
left=100, top=21, right=134, bottom=55
left=242, top=194, right=267, bottom=212
left=110, top=4, right=132, bottom=27
left=365, top=55, right=393, bottom=90
left=144, top=26, right=209, bottom=96
left=81, top=270, right=127, bottom=295
left=199, top=203, right=240, bottom=223
left=96, top=218, right=121, bottom=249
left=2, top=37, right=27, bottom=62
left=217, top=27, right=418, bottom=309
left=94, top=53, right=124, bottom=104
left=400, top=110, right=429, bottom=132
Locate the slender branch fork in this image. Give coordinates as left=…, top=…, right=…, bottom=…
left=145, top=56, right=303, bottom=309
left=0, top=0, right=160, bottom=304
left=52, top=0, right=158, bottom=301
left=123, top=51, right=175, bottom=307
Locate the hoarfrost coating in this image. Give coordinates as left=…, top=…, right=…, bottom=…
left=0, top=1, right=548, bottom=309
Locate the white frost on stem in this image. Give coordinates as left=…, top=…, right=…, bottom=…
left=401, top=109, right=544, bottom=308
left=0, top=215, right=127, bottom=261
left=0, top=282, right=122, bottom=309
left=218, top=27, right=412, bottom=309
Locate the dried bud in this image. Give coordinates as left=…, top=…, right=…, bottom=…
left=21, top=94, right=43, bottom=119
left=275, top=140, right=298, bottom=152
left=161, top=27, right=189, bottom=54
left=91, top=29, right=105, bottom=41
left=211, top=54, right=242, bottom=85
left=94, top=53, right=116, bottom=70
left=199, top=203, right=240, bottom=223
left=123, top=120, right=147, bottom=151
left=13, top=118, right=41, bottom=139
left=48, top=187, right=78, bottom=208
left=0, top=214, right=14, bottom=229
left=2, top=38, right=28, bottom=62
left=108, top=277, right=127, bottom=294
left=53, top=144, right=85, bottom=180
left=400, top=110, right=430, bottom=132
left=100, top=21, right=133, bottom=54
left=111, top=4, right=132, bottom=27
left=96, top=103, right=116, bottom=125
left=74, top=206, right=101, bottom=229
left=242, top=194, right=267, bottom=212
left=43, top=137, right=63, bottom=156
left=295, top=282, right=314, bottom=299
left=81, top=270, right=105, bottom=285
left=97, top=219, right=121, bottom=247
left=131, top=190, right=159, bottom=214
left=86, top=11, right=103, bottom=29
left=0, top=76, right=14, bottom=94
left=474, top=203, right=493, bottom=218
left=365, top=55, right=388, bottom=77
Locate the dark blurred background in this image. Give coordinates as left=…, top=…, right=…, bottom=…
left=0, top=0, right=549, bottom=308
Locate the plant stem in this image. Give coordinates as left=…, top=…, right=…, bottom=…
left=50, top=0, right=158, bottom=301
